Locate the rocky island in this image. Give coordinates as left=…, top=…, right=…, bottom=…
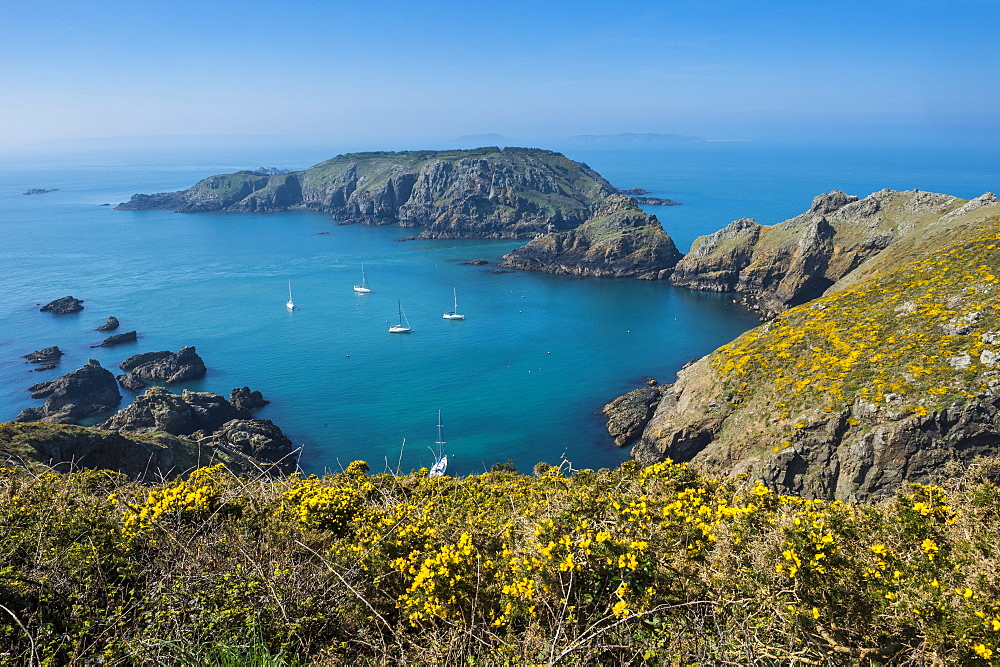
left=40, top=295, right=84, bottom=314
left=117, top=147, right=686, bottom=278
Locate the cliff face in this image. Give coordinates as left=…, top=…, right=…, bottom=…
left=612, top=210, right=1000, bottom=501
left=499, top=195, right=681, bottom=278
left=670, top=189, right=1000, bottom=317
left=0, top=422, right=282, bottom=481
left=117, top=147, right=617, bottom=240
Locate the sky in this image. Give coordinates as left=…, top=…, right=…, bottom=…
left=1, top=0, right=999, bottom=149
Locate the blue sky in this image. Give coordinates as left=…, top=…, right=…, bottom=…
left=2, top=0, right=998, bottom=148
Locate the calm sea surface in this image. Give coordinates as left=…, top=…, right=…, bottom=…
left=1, top=140, right=997, bottom=474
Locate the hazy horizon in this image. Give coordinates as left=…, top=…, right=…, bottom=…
left=3, top=0, right=999, bottom=152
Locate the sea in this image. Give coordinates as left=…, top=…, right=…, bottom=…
left=1, top=139, right=998, bottom=476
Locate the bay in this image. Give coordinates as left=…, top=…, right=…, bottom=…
left=1, top=140, right=997, bottom=475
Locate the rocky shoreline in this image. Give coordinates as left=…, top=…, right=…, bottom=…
left=9, top=300, right=296, bottom=479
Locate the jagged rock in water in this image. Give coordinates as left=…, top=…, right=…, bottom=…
left=213, top=419, right=297, bottom=474
left=119, top=351, right=173, bottom=371
left=230, top=387, right=269, bottom=418
left=602, top=385, right=666, bottom=447
left=117, top=373, right=147, bottom=392
left=29, top=364, right=57, bottom=373
left=669, top=189, right=1000, bottom=317
left=23, top=346, right=63, bottom=364
left=628, top=197, right=680, bottom=206
left=100, top=386, right=238, bottom=436
left=91, top=330, right=137, bottom=347
left=40, top=296, right=84, bottom=315
left=117, top=346, right=206, bottom=385
left=17, top=360, right=121, bottom=424
left=95, top=316, right=120, bottom=331
left=500, top=195, right=681, bottom=278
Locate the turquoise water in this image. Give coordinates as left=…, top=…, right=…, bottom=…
left=2, top=141, right=998, bottom=475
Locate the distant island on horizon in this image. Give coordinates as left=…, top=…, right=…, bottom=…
left=568, top=132, right=705, bottom=144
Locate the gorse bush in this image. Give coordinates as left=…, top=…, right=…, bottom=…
left=2, top=457, right=1000, bottom=664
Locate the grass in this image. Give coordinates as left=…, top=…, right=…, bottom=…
left=3, top=456, right=1000, bottom=663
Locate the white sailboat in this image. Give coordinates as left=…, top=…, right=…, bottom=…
left=286, top=281, right=295, bottom=310
left=429, top=411, right=448, bottom=477
left=388, top=300, right=413, bottom=333
left=353, top=264, right=371, bottom=293
left=442, top=287, right=465, bottom=320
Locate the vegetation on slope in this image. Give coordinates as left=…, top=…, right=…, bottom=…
left=713, top=218, right=1000, bottom=436
left=3, top=451, right=1000, bottom=664
left=630, top=216, right=1000, bottom=500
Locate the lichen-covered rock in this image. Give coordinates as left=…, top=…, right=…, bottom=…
left=17, top=360, right=121, bottom=424
left=40, top=296, right=84, bottom=314
left=214, top=419, right=297, bottom=474
left=99, top=386, right=240, bottom=436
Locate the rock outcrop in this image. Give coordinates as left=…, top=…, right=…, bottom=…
left=100, top=386, right=237, bottom=435
left=616, top=211, right=1000, bottom=501
left=0, top=423, right=284, bottom=481
left=629, top=197, right=680, bottom=206
left=40, top=296, right=84, bottom=314
left=117, top=346, right=206, bottom=389
left=92, top=330, right=137, bottom=347
left=670, top=189, right=1000, bottom=317
left=211, top=419, right=297, bottom=474
left=98, top=386, right=292, bottom=474
left=95, top=316, right=120, bottom=331
left=17, top=360, right=121, bottom=424
left=602, top=385, right=666, bottom=447
left=499, top=195, right=681, bottom=278
left=117, top=147, right=617, bottom=240
left=23, top=347, right=63, bottom=364
left=230, top=386, right=269, bottom=417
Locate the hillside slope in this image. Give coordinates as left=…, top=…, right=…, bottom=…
left=670, top=189, right=1000, bottom=317
left=621, top=211, right=1000, bottom=501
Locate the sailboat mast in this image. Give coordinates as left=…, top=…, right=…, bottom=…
left=436, top=410, right=445, bottom=449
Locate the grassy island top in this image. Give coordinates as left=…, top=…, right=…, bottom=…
left=2, top=443, right=1000, bottom=663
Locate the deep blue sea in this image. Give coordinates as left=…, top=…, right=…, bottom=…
left=1, top=140, right=998, bottom=475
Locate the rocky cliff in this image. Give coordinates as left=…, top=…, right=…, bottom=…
left=610, top=211, right=1000, bottom=501
left=499, top=195, right=681, bottom=278
left=0, top=422, right=283, bottom=481
left=670, top=189, right=1000, bottom=317
left=117, top=147, right=618, bottom=240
